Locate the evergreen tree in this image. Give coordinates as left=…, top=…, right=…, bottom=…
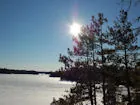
left=108, top=9, right=140, bottom=105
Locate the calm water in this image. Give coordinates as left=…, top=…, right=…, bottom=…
left=0, top=74, right=74, bottom=105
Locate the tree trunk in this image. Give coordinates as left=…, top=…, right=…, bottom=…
left=92, top=40, right=97, bottom=105
left=93, top=82, right=97, bottom=105
left=89, top=82, right=94, bottom=105
left=124, top=46, right=132, bottom=105
left=101, top=33, right=106, bottom=105
left=102, top=74, right=106, bottom=105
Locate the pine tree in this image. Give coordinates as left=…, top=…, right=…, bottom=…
left=108, top=9, right=140, bottom=105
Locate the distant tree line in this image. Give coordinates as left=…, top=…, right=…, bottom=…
left=0, top=68, right=50, bottom=74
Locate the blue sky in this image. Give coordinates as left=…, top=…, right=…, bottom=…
left=0, top=0, right=139, bottom=71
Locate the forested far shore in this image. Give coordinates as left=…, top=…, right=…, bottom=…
left=0, top=68, right=51, bottom=75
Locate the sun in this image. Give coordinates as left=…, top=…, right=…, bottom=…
left=70, top=22, right=81, bottom=37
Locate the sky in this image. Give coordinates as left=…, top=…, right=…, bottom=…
left=0, top=0, right=140, bottom=71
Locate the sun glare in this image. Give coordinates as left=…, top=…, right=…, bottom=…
left=70, top=22, right=81, bottom=37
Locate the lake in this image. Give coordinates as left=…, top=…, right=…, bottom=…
left=0, top=74, right=74, bottom=105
